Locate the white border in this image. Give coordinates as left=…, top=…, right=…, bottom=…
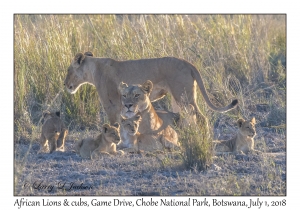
left=3, top=0, right=297, bottom=208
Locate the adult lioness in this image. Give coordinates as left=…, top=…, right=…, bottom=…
left=74, top=123, right=123, bottom=159
left=39, top=111, right=68, bottom=153
left=118, top=80, right=180, bottom=151
left=214, top=117, right=256, bottom=154
left=64, top=52, right=238, bottom=124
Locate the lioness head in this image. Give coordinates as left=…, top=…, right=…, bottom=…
left=64, top=52, right=94, bottom=94
left=118, top=80, right=153, bottom=118
left=237, top=117, right=256, bottom=138
left=121, top=115, right=142, bottom=136
left=102, top=122, right=121, bottom=144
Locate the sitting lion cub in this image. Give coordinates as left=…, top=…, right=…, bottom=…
left=214, top=117, right=257, bottom=154
left=121, top=114, right=170, bottom=152
left=75, top=123, right=123, bottom=159
left=118, top=80, right=180, bottom=152
left=39, top=111, right=68, bottom=153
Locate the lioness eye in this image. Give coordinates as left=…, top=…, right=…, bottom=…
left=135, top=94, right=140, bottom=98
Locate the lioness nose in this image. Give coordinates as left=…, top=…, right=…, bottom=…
left=125, top=104, right=133, bottom=109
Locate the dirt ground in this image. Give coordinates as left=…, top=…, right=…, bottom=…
left=14, top=124, right=286, bottom=196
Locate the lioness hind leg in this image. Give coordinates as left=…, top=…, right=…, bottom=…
left=57, top=129, right=68, bottom=152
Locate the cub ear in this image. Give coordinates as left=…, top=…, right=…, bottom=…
left=73, top=52, right=85, bottom=67
left=237, top=119, right=245, bottom=128
left=84, top=51, right=93, bottom=57
left=141, top=80, right=153, bottom=94
left=102, top=124, right=110, bottom=133
left=43, top=111, right=50, bottom=118
left=112, top=122, right=120, bottom=129
left=250, top=117, right=256, bottom=124
left=55, top=111, right=60, bottom=117
left=134, top=115, right=142, bottom=122
left=118, top=81, right=128, bottom=93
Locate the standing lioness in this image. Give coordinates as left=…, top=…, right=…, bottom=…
left=64, top=52, right=238, bottom=124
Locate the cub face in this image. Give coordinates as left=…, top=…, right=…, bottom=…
left=237, top=117, right=256, bottom=138
left=64, top=52, right=93, bottom=94
left=121, top=115, right=142, bottom=136
left=118, top=80, right=153, bottom=118
left=102, top=122, right=121, bottom=144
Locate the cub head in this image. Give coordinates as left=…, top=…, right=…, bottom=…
left=64, top=52, right=93, bottom=94
left=118, top=80, right=153, bottom=118
left=102, top=122, right=121, bottom=144
left=121, top=115, right=142, bottom=136
left=237, top=117, right=256, bottom=138
left=43, top=111, right=60, bottom=122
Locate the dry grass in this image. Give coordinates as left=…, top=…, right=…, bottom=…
left=14, top=14, right=286, bottom=196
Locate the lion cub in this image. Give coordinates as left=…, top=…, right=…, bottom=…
left=121, top=115, right=167, bottom=152
left=39, top=111, right=68, bottom=153
left=214, top=117, right=257, bottom=154
left=75, top=123, right=123, bottom=159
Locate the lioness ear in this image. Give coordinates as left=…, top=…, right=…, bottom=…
left=84, top=51, right=93, bottom=57
left=135, top=115, right=142, bottom=122
left=55, top=111, right=60, bottom=117
left=141, top=80, right=153, bottom=94
left=118, top=82, right=128, bottom=93
left=73, top=52, right=85, bottom=66
left=250, top=117, right=256, bottom=124
left=237, top=119, right=245, bottom=128
left=112, top=122, right=120, bottom=129
left=102, top=124, right=110, bottom=133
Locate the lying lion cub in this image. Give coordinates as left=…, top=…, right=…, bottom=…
left=214, top=117, right=257, bottom=154
left=39, top=111, right=68, bottom=153
left=118, top=80, right=180, bottom=152
left=75, top=123, right=123, bottom=159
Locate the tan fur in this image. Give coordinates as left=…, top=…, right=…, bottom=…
left=39, top=111, right=68, bottom=153
left=75, top=123, right=123, bottom=159
left=214, top=117, right=256, bottom=154
left=119, top=80, right=180, bottom=152
left=64, top=52, right=238, bottom=125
